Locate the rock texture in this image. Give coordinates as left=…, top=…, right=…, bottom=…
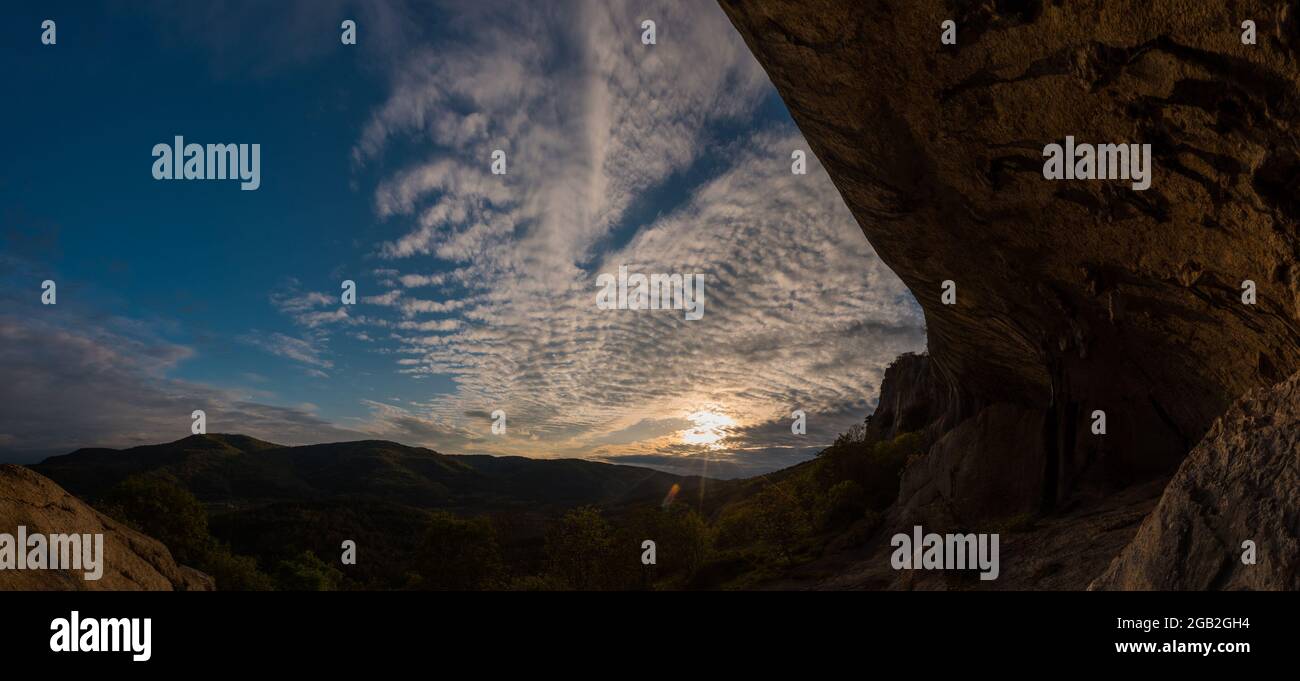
left=863, top=353, right=952, bottom=443
left=0, top=465, right=212, bottom=591
left=898, top=403, right=1049, bottom=524
left=720, top=0, right=1300, bottom=520
left=1092, top=370, right=1300, bottom=590
left=793, top=478, right=1164, bottom=590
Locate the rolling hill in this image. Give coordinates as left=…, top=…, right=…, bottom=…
left=32, top=433, right=720, bottom=513
left=27, top=433, right=735, bottom=590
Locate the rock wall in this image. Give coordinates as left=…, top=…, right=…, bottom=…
left=721, top=0, right=1300, bottom=517
left=0, top=465, right=212, bottom=591
left=863, top=353, right=950, bottom=443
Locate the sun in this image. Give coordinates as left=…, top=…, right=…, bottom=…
left=680, top=410, right=736, bottom=449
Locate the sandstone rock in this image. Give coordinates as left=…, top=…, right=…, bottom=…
left=720, top=0, right=1300, bottom=510
left=897, top=403, right=1048, bottom=526
left=0, top=465, right=213, bottom=591
left=864, top=353, right=952, bottom=444
left=779, top=477, right=1163, bottom=590
left=1091, top=371, right=1300, bottom=590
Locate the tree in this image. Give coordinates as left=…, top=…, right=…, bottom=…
left=663, top=506, right=710, bottom=578
left=818, top=480, right=868, bottom=531
left=408, top=511, right=504, bottom=590
left=98, top=475, right=212, bottom=566
left=98, top=474, right=275, bottom=591
left=752, top=484, right=811, bottom=564
left=275, top=550, right=344, bottom=591
left=617, top=506, right=711, bottom=586
left=201, top=548, right=275, bottom=591
left=544, top=506, right=619, bottom=590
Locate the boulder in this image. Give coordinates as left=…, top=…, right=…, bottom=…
left=0, top=464, right=213, bottom=591
left=1092, top=371, right=1300, bottom=590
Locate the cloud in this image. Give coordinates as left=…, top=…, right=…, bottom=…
left=589, top=416, right=695, bottom=447
left=394, top=319, right=461, bottom=332
left=600, top=447, right=827, bottom=480
left=10, top=0, right=928, bottom=476
left=239, top=331, right=333, bottom=369
left=363, top=290, right=403, bottom=306
left=269, top=280, right=356, bottom=330
left=332, top=0, right=927, bottom=473
left=271, top=289, right=334, bottom=314
left=0, top=315, right=366, bottom=461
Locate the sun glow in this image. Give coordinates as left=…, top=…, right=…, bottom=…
left=680, top=410, right=736, bottom=449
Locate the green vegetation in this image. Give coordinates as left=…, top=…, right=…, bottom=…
left=407, top=512, right=504, bottom=590
left=689, top=429, right=924, bottom=587
left=275, top=550, right=344, bottom=591
left=99, top=475, right=274, bottom=590
left=535, top=504, right=710, bottom=590
left=69, top=429, right=925, bottom=590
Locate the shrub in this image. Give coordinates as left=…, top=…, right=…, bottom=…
left=617, top=505, right=710, bottom=584
left=99, top=475, right=211, bottom=566
left=751, top=484, right=811, bottom=564
left=274, top=550, right=343, bottom=591
left=543, top=506, right=619, bottom=590
left=818, top=480, right=868, bottom=531
left=712, top=503, right=760, bottom=551
left=98, top=474, right=276, bottom=591
left=200, top=546, right=275, bottom=591
left=408, top=511, right=505, bottom=590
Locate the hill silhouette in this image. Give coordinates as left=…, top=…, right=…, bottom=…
left=33, top=433, right=718, bottom=513
left=28, top=434, right=735, bottom=590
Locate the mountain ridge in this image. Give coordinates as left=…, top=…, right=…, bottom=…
left=24, top=433, right=744, bottom=590
left=32, top=433, right=723, bottom=514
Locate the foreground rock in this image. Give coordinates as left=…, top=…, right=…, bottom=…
left=0, top=465, right=212, bottom=591
left=1092, top=372, right=1300, bottom=590
left=864, top=354, right=1048, bottom=527
left=720, top=0, right=1300, bottom=518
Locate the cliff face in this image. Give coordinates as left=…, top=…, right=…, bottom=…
left=0, top=465, right=212, bottom=591
left=721, top=0, right=1300, bottom=519
left=863, top=353, right=950, bottom=443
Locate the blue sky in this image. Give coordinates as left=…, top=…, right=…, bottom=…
left=0, top=0, right=924, bottom=477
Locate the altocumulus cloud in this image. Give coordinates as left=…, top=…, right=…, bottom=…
left=0, top=0, right=925, bottom=476
left=0, top=315, right=368, bottom=462
left=274, top=0, right=927, bottom=475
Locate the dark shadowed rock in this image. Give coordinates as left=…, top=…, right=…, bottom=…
left=778, top=477, right=1163, bottom=590
left=866, top=356, right=1050, bottom=524
left=1092, top=371, right=1300, bottom=590
left=898, top=403, right=1048, bottom=526
left=720, top=0, right=1300, bottom=518
left=864, top=353, right=952, bottom=444
left=0, top=465, right=212, bottom=591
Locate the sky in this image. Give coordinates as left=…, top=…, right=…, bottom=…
left=0, top=0, right=925, bottom=477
